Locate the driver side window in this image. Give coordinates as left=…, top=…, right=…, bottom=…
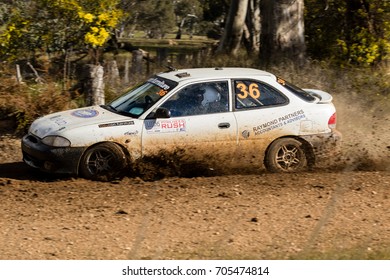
left=162, top=81, right=229, bottom=117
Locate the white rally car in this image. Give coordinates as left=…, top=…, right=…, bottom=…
left=22, top=67, right=341, bottom=180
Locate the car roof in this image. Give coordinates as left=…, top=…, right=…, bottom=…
left=156, top=67, right=275, bottom=83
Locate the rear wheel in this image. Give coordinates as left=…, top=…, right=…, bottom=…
left=264, top=138, right=308, bottom=172
left=80, top=142, right=127, bottom=181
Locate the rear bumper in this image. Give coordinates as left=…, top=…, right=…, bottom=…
left=301, top=129, right=342, bottom=163
left=21, top=134, right=85, bottom=175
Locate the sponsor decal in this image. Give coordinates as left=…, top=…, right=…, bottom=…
left=50, top=115, right=67, bottom=126
left=98, top=121, right=135, bottom=128
left=144, top=120, right=156, bottom=130
left=277, top=109, right=305, bottom=122
left=277, top=77, right=286, bottom=86
left=148, top=77, right=171, bottom=97
left=124, top=130, right=139, bottom=136
left=253, top=109, right=306, bottom=136
left=242, top=130, right=250, bottom=139
left=145, top=119, right=186, bottom=133
left=236, top=82, right=261, bottom=99
left=71, top=109, right=99, bottom=118
left=148, top=77, right=170, bottom=91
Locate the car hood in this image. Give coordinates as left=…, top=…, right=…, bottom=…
left=29, top=106, right=132, bottom=139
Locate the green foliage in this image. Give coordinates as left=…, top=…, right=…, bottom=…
left=124, top=0, right=176, bottom=39
left=0, top=0, right=122, bottom=61
left=305, top=0, right=390, bottom=66
left=337, top=29, right=387, bottom=65
left=202, top=0, right=229, bottom=22
left=174, top=0, right=203, bottom=20
left=0, top=1, right=12, bottom=25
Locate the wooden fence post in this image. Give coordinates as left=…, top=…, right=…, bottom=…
left=84, top=64, right=105, bottom=106
left=124, top=56, right=130, bottom=84
left=105, top=60, right=120, bottom=88
left=131, top=50, right=143, bottom=74
left=16, top=64, right=22, bottom=83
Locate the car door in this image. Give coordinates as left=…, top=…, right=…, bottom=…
left=232, top=78, right=290, bottom=168
left=141, top=80, right=238, bottom=166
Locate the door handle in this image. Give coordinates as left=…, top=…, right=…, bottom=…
left=218, top=122, right=230, bottom=129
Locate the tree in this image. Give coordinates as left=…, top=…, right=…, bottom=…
left=217, top=0, right=249, bottom=55
left=305, top=0, right=389, bottom=66
left=174, top=0, right=203, bottom=39
left=339, top=0, right=389, bottom=65
left=202, top=0, right=229, bottom=22
left=0, top=0, right=13, bottom=25
left=198, top=0, right=229, bottom=39
left=131, top=0, right=176, bottom=39
left=0, top=0, right=122, bottom=63
left=304, top=0, right=342, bottom=60
left=259, top=0, right=306, bottom=65
left=0, top=0, right=122, bottom=106
left=243, top=0, right=260, bottom=55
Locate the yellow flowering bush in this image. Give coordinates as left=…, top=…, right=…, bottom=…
left=337, top=27, right=389, bottom=66
left=0, top=19, right=29, bottom=58
left=84, top=27, right=110, bottom=47
left=78, top=12, right=95, bottom=23
left=0, top=0, right=122, bottom=59
left=77, top=4, right=122, bottom=48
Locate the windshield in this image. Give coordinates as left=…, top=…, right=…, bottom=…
left=108, top=76, right=178, bottom=117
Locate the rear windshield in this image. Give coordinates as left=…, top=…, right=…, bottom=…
left=277, top=77, right=316, bottom=102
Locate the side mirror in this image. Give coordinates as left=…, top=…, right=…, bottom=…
left=147, top=107, right=171, bottom=119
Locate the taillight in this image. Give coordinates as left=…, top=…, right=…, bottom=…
left=328, top=112, right=337, bottom=129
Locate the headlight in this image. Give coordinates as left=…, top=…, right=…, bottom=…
left=42, top=135, right=71, bottom=147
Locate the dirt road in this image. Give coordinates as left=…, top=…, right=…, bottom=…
left=1, top=91, right=389, bottom=259
left=0, top=134, right=389, bottom=260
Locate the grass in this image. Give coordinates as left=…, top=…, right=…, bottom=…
left=0, top=74, right=76, bottom=134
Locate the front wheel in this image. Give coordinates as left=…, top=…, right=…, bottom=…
left=80, top=142, right=127, bottom=181
left=264, top=138, right=308, bottom=172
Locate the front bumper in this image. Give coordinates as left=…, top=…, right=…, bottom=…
left=21, top=134, right=86, bottom=175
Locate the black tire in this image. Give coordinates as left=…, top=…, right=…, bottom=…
left=264, top=138, right=308, bottom=173
left=80, top=142, right=127, bottom=181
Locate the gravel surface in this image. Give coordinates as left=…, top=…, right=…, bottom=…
left=1, top=93, right=389, bottom=259
left=0, top=135, right=389, bottom=260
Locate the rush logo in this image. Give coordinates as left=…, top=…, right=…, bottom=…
left=161, top=120, right=185, bottom=129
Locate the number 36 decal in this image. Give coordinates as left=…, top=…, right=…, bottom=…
left=236, top=83, right=261, bottom=99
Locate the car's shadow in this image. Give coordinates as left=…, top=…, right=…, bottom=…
left=0, top=161, right=269, bottom=182
left=0, top=162, right=73, bottom=181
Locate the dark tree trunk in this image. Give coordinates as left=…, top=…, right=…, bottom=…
left=259, top=0, right=306, bottom=66
left=217, top=0, right=249, bottom=55
left=243, top=0, right=261, bottom=55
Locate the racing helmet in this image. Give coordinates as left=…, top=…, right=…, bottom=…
left=201, top=86, right=221, bottom=106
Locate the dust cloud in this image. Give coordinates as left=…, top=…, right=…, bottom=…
left=333, top=94, right=390, bottom=172
left=131, top=93, right=390, bottom=181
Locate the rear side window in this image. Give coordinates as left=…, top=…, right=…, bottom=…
left=277, top=77, right=316, bottom=102
left=234, top=80, right=287, bottom=109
